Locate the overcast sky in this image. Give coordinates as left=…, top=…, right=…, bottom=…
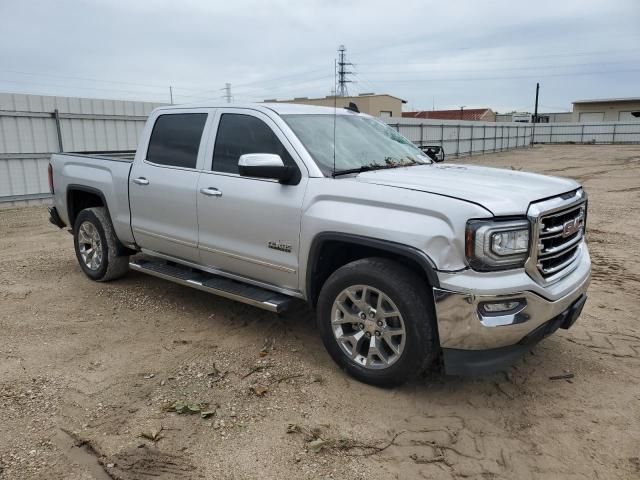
left=1, top=0, right=639, bottom=113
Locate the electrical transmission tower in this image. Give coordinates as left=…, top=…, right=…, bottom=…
left=336, top=45, right=353, bottom=97
left=222, top=83, right=232, bottom=103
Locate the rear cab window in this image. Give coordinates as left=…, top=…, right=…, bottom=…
left=146, top=113, right=207, bottom=169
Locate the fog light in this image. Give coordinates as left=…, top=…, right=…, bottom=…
left=480, top=299, right=526, bottom=315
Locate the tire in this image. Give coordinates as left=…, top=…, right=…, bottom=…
left=73, top=207, right=129, bottom=282
left=316, top=258, right=438, bottom=387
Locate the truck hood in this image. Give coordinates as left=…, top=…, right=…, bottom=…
left=355, top=163, right=579, bottom=216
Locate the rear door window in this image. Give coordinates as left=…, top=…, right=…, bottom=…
left=146, top=113, right=207, bottom=169
left=212, top=113, right=295, bottom=174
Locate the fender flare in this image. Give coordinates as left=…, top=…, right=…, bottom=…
left=306, top=232, right=440, bottom=304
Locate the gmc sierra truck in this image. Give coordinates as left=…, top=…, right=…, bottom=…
left=47, top=103, right=590, bottom=386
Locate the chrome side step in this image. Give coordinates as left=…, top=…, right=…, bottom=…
left=129, top=259, right=293, bottom=313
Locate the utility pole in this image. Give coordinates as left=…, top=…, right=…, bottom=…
left=169, top=86, right=173, bottom=105
left=531, top=82, right=540, bottom=147
left=533, top=82, right=540, bottom=123
left=222, top=83, right=232, bottom=103
left=459, top=106, right=466, bottom=120
left=337, top=45, right=353, bottom=97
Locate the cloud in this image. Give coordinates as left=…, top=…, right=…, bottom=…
left=0, top=0, right=638, bottom=112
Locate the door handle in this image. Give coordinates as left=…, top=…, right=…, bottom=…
left=133, top=177, right=149, bottom=185
left=200, top=187, right=222, bottom=197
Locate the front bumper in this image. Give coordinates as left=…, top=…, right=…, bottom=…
left=441, top=294, right=586, bottom=375
left=433, top=244, right=590, bottom=375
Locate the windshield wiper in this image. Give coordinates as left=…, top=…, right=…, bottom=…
left=332, top=160, right=418, bottom=177
left=332, top=165, right=381, bottom=177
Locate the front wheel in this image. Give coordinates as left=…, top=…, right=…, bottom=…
left=316, top=258, right=439, bottom=386
left=73, top=207, right=129, bottom=282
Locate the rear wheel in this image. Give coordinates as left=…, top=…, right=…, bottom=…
left=316, top=258, right=438, bottom=386
left=73, top=207, right=129, bottom=282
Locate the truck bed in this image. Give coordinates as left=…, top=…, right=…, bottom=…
left=49, top=151, right=136, bottom=245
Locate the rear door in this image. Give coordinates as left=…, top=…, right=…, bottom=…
left=129, top=110, right=210, bottom=262
left=196, top=108, right=308, bottom=291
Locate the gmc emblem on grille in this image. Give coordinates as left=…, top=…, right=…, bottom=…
left=562, top=218, right=582, bottom=238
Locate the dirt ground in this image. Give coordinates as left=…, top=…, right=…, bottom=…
left=1, top=145, right=639, bottom=480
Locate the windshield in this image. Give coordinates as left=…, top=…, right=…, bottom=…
left=282, top=114, right=431, bottom=176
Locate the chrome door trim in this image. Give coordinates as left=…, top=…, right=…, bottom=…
left=133, top=228, right=198, bottom=248
left=139, top=248, right=304, bottom=299
left=198, top=245, right=296, bottom=274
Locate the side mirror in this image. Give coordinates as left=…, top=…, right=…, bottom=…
left=238, top=154, right=294, bottom=183
left=420, top=145, right=445, bottom=163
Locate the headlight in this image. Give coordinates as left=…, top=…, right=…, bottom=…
left=466, top=219, right=530, bottom=271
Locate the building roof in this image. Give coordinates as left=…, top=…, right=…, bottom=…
left=572, top=97, right=640, bottom=104
left=402, top=108, right=494, bottom=121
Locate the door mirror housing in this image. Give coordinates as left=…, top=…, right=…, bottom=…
left=238, top=154, right=295, bottom=183
left=420, top=145, right=445, bottom=163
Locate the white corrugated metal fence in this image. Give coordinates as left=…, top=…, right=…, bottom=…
left=0, top=92, right=164, bottom=206
left=532, top=122, right=640, bottom=144
left=383, top=117, right=533, bottom=156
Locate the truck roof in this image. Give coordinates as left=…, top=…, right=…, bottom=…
left=154, top=102, right=362, bottom=116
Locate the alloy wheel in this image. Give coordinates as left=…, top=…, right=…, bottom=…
left=330, top=284, right=406, bottom=369
left=77, top=221, right=103, bottom=271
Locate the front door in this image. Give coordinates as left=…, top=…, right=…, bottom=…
left=196, top=109, right=308, bottom=291
left=129, top=111, right=208, bottom=262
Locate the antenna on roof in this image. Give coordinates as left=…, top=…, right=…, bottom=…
left=332, top=58, right=337, bottom=177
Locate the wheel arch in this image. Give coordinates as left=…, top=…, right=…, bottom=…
left=306, top=232, right=440, bottom=308
left=67, top=187, right=134, bottom=257
left=66, top=185, right=109, bottom=228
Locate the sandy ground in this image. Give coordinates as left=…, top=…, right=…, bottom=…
left=0, top=145, right=639, bottom=480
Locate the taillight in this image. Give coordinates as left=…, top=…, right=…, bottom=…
left=48, top=163, right=54, bottom=194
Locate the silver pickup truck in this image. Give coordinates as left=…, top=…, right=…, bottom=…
left=48, top=103, right=590, bottom=386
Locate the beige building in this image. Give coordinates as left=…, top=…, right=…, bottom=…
left=264, top=93, right=406, bottom=117
left=572, top=98, right=640, bottom=122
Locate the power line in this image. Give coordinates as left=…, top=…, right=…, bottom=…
left=177, top=73, right=333, bottom=102
left=360, top=68, right=640, bottom=84
left=190, top=75, right=334, bottom=104
left=0, top=65, right=333, bottom=102
left=0, top=69, right=205, bottom=92
left=360, top=59, right=640, bottom=76
left=180, top=66, right=331, bottom=99
left=355, top=47, right=640, bottom=67
left=0, top=77, right=169, bottom=99
left=351, top=72, right=379, bottom=94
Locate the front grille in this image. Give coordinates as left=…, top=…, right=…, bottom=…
left=537, top=203, right=585, bottom=276
left=527, top=190, right=586, bottom=284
